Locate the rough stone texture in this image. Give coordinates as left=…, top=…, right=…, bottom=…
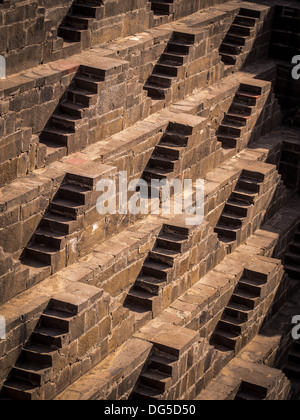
left=0, top=0, right=300, bottom=401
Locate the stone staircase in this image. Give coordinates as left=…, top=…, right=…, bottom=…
left=0, top=297, right=85, bottom=400
left=220, top=8, right=262, bottom=72
left=21, top=168, right=102, bottom=282
left=211, top=268, right=270, bottom=353
left=234, top=380, right=268, bottom=400
left=132, top=348, right=176, bottom=400
left=214, top=170, right=264, bottom=246
left=284, top=223, right=300, bottom=280
left=58, top=0, right=104, bottom=48
left=39, top=65, right=104, bottom=160
left=149, top=0, right=174, bottom=16
left=217, top=83, right=262, bottom=150
left=144, top=31, right=196, bottom=102
left=125, top=222, right=191, bottom=323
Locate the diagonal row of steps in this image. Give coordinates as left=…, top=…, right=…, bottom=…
left=40, top=65, right=104, bottom=161
left=217, top=83, right=263, bottom=149
left=21, top=175, right=94, bottom=280
left=144, top=31, right=196, bottom=101
left=214, top=170, right=264, bottom=245
left=0, top=301, right=76, bottom=400
left=132, top=349, right=177, bottom=400
left=58, top=0, right=104, bottom=46
left=125, top=223, right=190, bottom=324
left=284, top=223, right=300, bottom=280
left=220, top=8, right=262, bottom=68
left=283, top=341, right=300, bottom=385
left=212, top=270, right=269, bottom=352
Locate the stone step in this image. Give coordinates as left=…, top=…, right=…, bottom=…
left=60, top=100, right=87, bottom=119
left=166, top=41, right=190, bottom=55
left=173, top=30, right=200, bottom=44
left=289, top=350, right=300, bottom=365
left=148, top=73, right=173, bottom=88
left=285, top=263, right=300, bottom=279
left=142, top=259, right=172, bottom=281
left=144, top=83, right=168, bottom=100
left=224, top=113, right=250, bottom=127
left=155, top=143, right=184, bottom=159
left=225, top=199, right=251, bottom=217
left=140, top=369, right=172, bottom=392
left=220, top=42, right=243, bottom=56
left=132, top=384, right=160, bottom=400
left=237, top=277, right=264, bottom=296
left=285, top=252, right=300, bottom=266
left=34, top=230, right=66, bottom=251
left=135, top=276, right=167, bottom=295
left=161, top=131, right=189, bottom=146
left=67, top=87, right=97, bottom=107
left=214, top=224, right=239, bottom=240
left=58, top=26, right=84, bottom=43
left=50, top=198, right=84, bottom=219
left=218, top=315, right=246, bottom=334
left=21, top=344, right=57, bottom=366
left=213, top=328, right=241, bottom=351
left=148, top=155, right=177, bottom=171
left=31, top=326, right=68, bottom=348
left=218, top=122, right=243, bottom=137
left=219, top=213, right=244, bottom=227
left=126, top=288, right=157, bottom=311
left=149, top=247, right=179, bottom=267
left=231, top=289, right=260, bottom=310
left=225, top=33, right=248, bottom=46
left=220, top=53, right=237, bottom=66
left=25, top=244, right=59, bottom=266
left=41, top=213, right=81, bottom=235
left=65, top=14, right=94, bottom=30
left=230, top=24, right=254, bottom=37
left=230, top=101, right=253, bottom=116
left=143, top=167, right=173, bottom=182
left=75, top=74, right=103, bottom=94
left=148, top=353, right=176, bottom=376
left=290, top=242, right=300, bottom=254
left=237, top=177, right=261, bottom=193
left=154, top=63, right=180, bottom=78
left=1, top=379, right=40, bottom=401
left=40, top=127, right=75, bottom=147
left=239, top=8, right=261, bottom=19
left=234, top=15, right=257, bottom=28
left=236, top=90, right=260, bottom=106
left=51, top=113, right=81, bottom=132
left=225, top=302, right=252, bottom=322
left=12, top=362, right=52, bottom=387
left=156, top=233, right=187, bottom=252
left=40, top=309, right=74, bottom=333
left=232, top=189, right=257, bottom=204
left=58, top=183, right=90, bottom=205
left=217, top=134, right=239, bottom=149
left=150, top=0, right=174, bottom=15
left=284, top=362, right=300, bottom=380
left=72, top=4, right=104, bottom=19
left=160, top=51, right=189, bottom=65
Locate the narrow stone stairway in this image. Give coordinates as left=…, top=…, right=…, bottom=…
left=40, top=65, right=104, bottom=160
left=211, top=270, right=268, bottom=352
left=220, top=8, right=261, bottom=70
left=214, top=170, right=263, bottom=245
left=58, top=0, right=104, bottom=47
left=217, top=83, right=262, bottom=150
left=21, top=176, right=93, bottom=280
left=0, top=301, right=75, bottom=400
left=144, top=31, right=195, bottom=102
left=131, top=348, right=176, bottom=400
left=125, top=222, right=190, bottom=324
left=284, top=223, right=300, bottom=280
